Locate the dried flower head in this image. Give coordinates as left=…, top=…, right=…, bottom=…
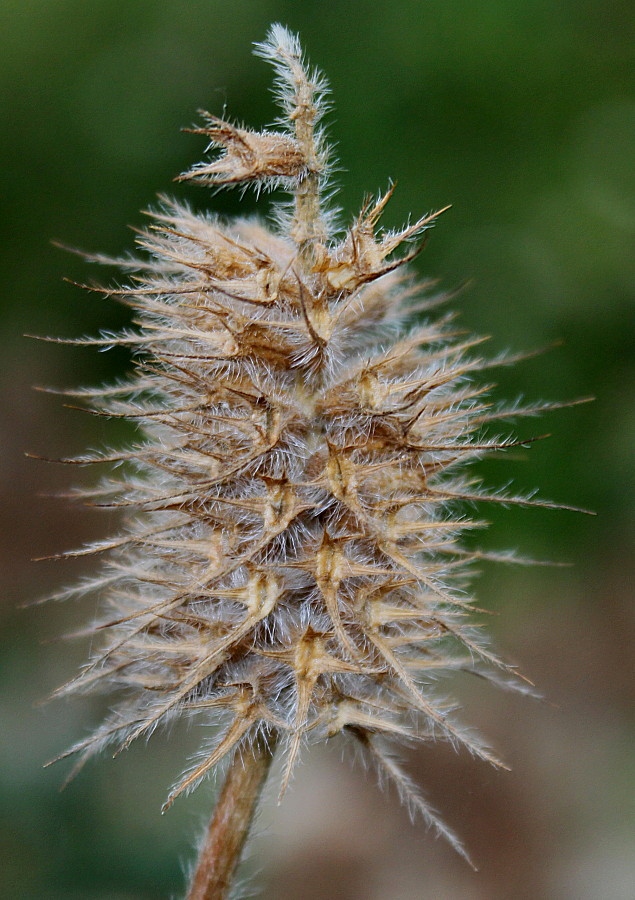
left=41, top=24, right=584, bottom=879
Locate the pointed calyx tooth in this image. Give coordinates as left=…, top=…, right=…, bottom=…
left=180, top=112, right=310, bottom=185
left=312, top=184, right=448, bottom=293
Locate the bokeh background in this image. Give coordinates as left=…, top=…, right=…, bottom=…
left=2, top=1, right=633, bottom=898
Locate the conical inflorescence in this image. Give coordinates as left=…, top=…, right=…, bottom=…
left=45, top=25, right=572, bottom=858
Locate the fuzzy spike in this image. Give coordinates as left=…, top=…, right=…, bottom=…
left=37, top=26, right=581, bottom=882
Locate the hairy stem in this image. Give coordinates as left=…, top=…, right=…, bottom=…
left=187, top=733, right=278, bottom=900
left=282, top=46, right=325, bottom=269
left=293, top=169, right=323, bottom=270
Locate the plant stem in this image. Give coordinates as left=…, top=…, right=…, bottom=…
left=282, top=44, right=324, bottom=270
left=187, top=733, right=278, bottom=900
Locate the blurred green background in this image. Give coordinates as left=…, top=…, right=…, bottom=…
left=2, top=1, right=633, bottom=898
